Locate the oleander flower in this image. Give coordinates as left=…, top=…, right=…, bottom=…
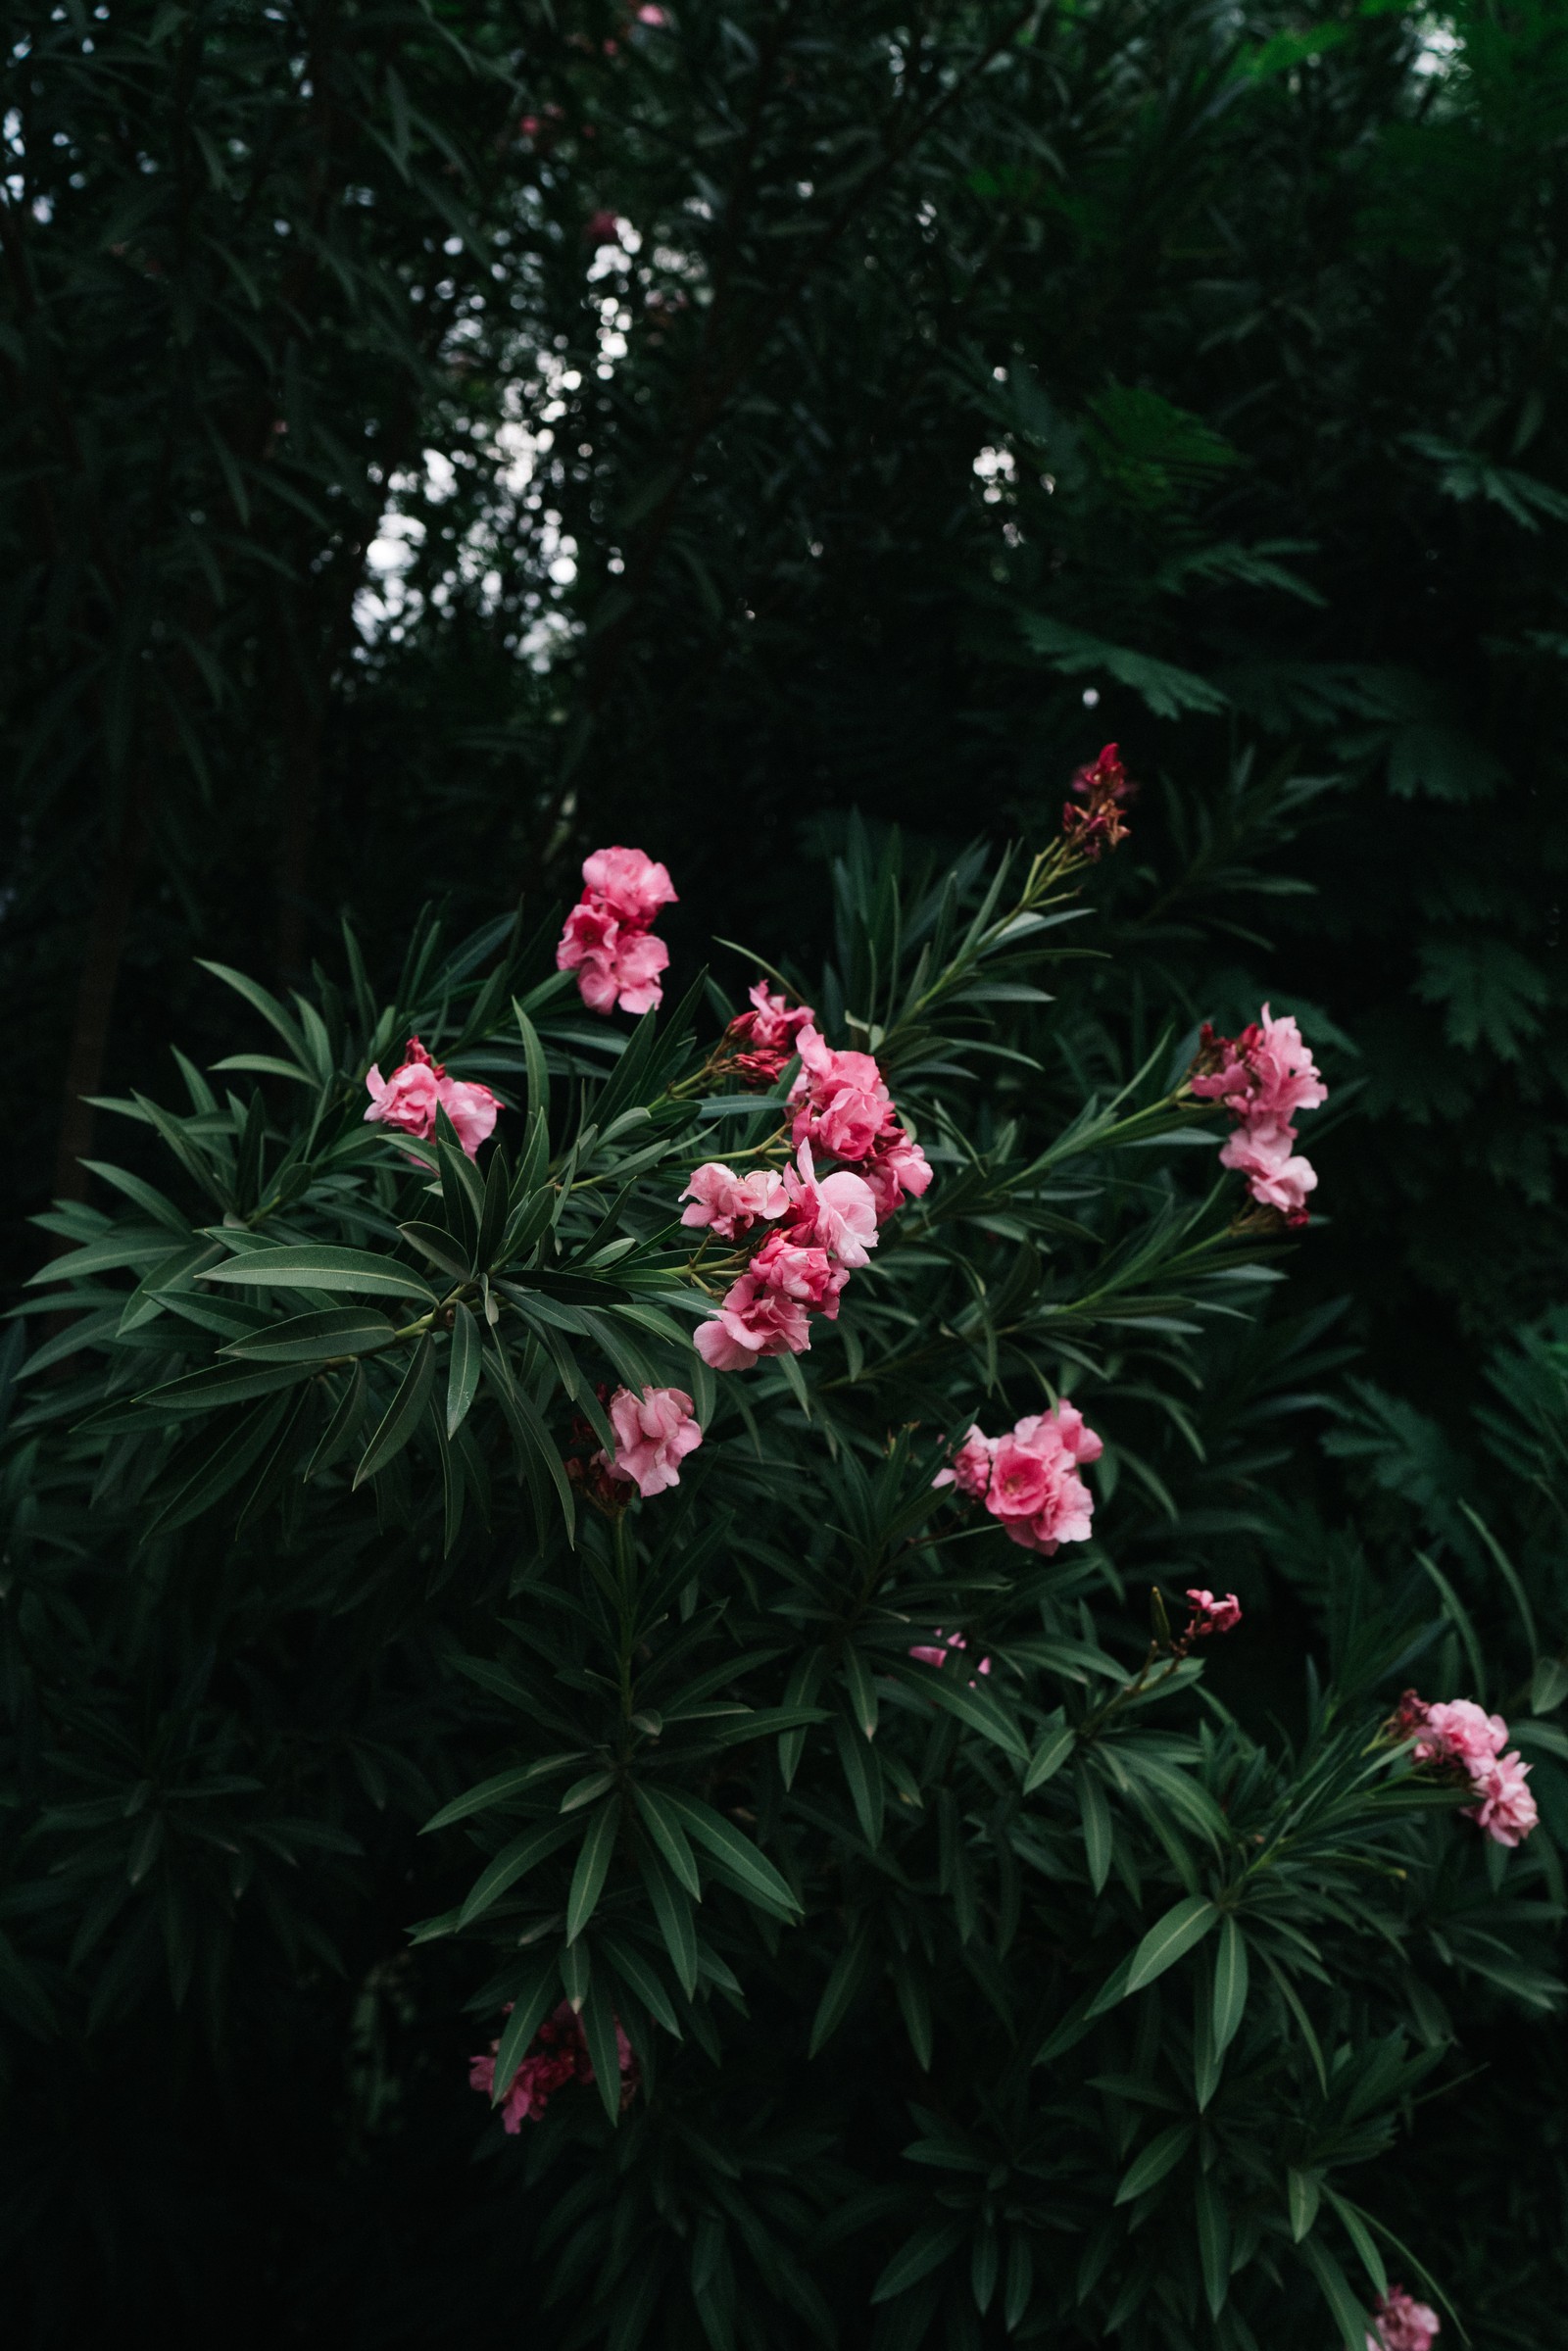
left=469, top=2000, right=639, bottom=2134
left=726, top=981, right=815, bottom=1085
left=750, top=1232, right=846, bottom=1314
left=694, top=1270, right=812, bottom=1370
left=364, top=1050, right=442, bottom=1140
left=1367, top=2283, right=1441, bottom=2351
left=935, top=1402, right=1100, bottom=1554
left=1185, top=1589, right=1243, bottom=1636
left=581, top=844, right=677, bottom=928
left=1413, top=1698, right=1508, bottom=1769
left=1218, top=1121, right=1318, bottom=1224
left=679, top=1162, right=789, bottom=1241
left=862, top=1125, right=934, bottom=1222
left=439, top=1077, right=501, bottom=1157
left=788, top=1026, right=895, bottom=1162
left=1465, top=1749, right=1539, bottom=1847
left=933, top=1426, right=997, bottom=1498
left=597, top=1384, right=702, bottom=1498
left=780, top=1142, right=879, bottom=1270
left=1398, top=1691, right=1538, bottom=1847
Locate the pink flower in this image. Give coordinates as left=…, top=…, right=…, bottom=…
left=679, top=1162, right=789, bottom=1241
left=1398, top=1691, right=1538, bottom=1848
left=364, top=1052, right=442, bottom=1140
left=751, top=1232, right=845, bottom=1313
left=470, top=2000, right=639, bottom=2133
left=780, top=1143, right=879, bottom=1269
left=439, top=1076, right=501, bottom=1157
left=1218, top=1122, right=1317, bottom=1224
left=636, top=3, right=668, bottom=22
left=909, top=1629, right=993, bottom=1679
left=937, top=1402, right=1101, bottom=1553
left=984, top=1423, right=1095, bottom=1556
left=581, top=845, right=677, bottom=928
left=556, top=848, right=676, bottom=1014
left=1465, top=1750, right=1538, bottom=1847
left=788, top=1027, right=895, bottom=1162
left=695, top=1270, right=812, bottom=1371
left=726, top=980, right=815, bottom=1080
left=933, top=1426, right=997, bottom=1498
left=1367, top=2283, right=1441, bottom=2351
left=597, top=1384, right=702, bottom=1497
left=557, top=905, right=670, bottom=1014
left=1414, top=1698, right=1508, bottom=1769
left=1185, top=1589, right=1243, bottom=1636
left=862, top=1126, right=934, bottom=1222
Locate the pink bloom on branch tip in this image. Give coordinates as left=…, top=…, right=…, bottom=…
left=1217, top=1122, right=1317, bottom=1224
left=470, top=2000, right=639, bottom=2133
left=1413, top=1697, right=1507, bottom=1768
left=364, top=1037, right=499, bottom=1158
left=788, top=1026, right=895, bottom=1162
left=1185, top=1589, right=1242, bottom=1636
left=1465, top=1750, right=1538, bottom=1847
left=694, top=1270, right=812, bottom=1371
left=596, top=1384, right=702, bottom=1498
left=751, top=1232, right=845, bottom=1313
left=581, top=844, right=677, bottom=926
left=781, top=1142, right=880, bottom=1269
left=862, top=1125, right=933, bottom=1222
left=679, top=1162, right=789, bottom=1241
left=1368, top=2284, right=1441, bottom=2351
left=932, top=1425, right=997, bottom=1497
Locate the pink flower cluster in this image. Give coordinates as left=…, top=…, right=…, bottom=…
left=1185, top=1588, right=1242, bottom=1637
left=556, top=845, right=677, bottom=1015
left=363, top=1036, right=500, bottom=1159
left=934, top=1402, right=1102, bottom=1557
left=595, top=1383, right=702, bottom=1498
left=469, top=1999, right=638, bottom=2134
left=686, top=1022, right=931, bottom=1372
left=724, top=981, right=816, bottom=1087
left=1191, top=1004, right=1326, bottom=1227
left=1367, top=2284, right=1440, bottom=2351
left=1061, top=741, right=1136, bottom=861
left=1398, top=1691, right=1539, bottom=1847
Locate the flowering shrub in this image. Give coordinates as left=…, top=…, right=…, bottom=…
left=5, top=786, right=1561, bottom=2349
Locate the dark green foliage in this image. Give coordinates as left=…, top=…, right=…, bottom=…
left=3, top=0, right=1568, bottom=2343
left=4, top=839, right=1567, bottom=2347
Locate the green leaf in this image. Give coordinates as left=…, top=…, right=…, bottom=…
left=598, top=1932, right=682, bottom=2037
left=581, top=1979, right=628, bottom=2124
left=841, top=1644, right=879, bottom=1739
left=1023, top=1715, right=1075, bottom=1793
left=420, top=1754, right=582, bottom=1833
left=1288, top=2167, right=1322, bottom=2242
left=631, top=1786, right=702, bottom=1896
left=446, top=1301, right=482, bottom=1437
left=354, top=1336, right=436, bottom=1487
left=1123, top=1896, right=1219, bottom=1995
left=458, top=1820, right=576, bottom=1928
left=566, top=1798, right=620, bottom=1944
left=1195, top=2173, right=1231, bottom=2318
left=204, top=1245, right=437, bottom=1303
left=220, top=1306, right=397, bottom=1362
left=1212, top=1917, right=1250, bottom=2055
left=871, top=2222, right=968, bottom=2303
left=1298, top=2236, right=1369, bottom=2350
left=1018, top=613, right=1229, bottom=719
left=1114, top=2123, right=1194, bottom=2205
left=1077, top=1764, right=1113, bottom=1895
left=634, top=1837, right=700, bottom=1997
left=808, top=1927, right=874, bottom=2056
left=1531, top=1655, right=1568, bottom=1715
left=657, top=1791, right=801, bottom=1917
left=887, top=1657, right=1030, bottom=1761
left=485, top=1955, right=560, bottom=2107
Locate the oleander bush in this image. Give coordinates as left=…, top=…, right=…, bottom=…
left=5, top=811, right=1564, bottom=2348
